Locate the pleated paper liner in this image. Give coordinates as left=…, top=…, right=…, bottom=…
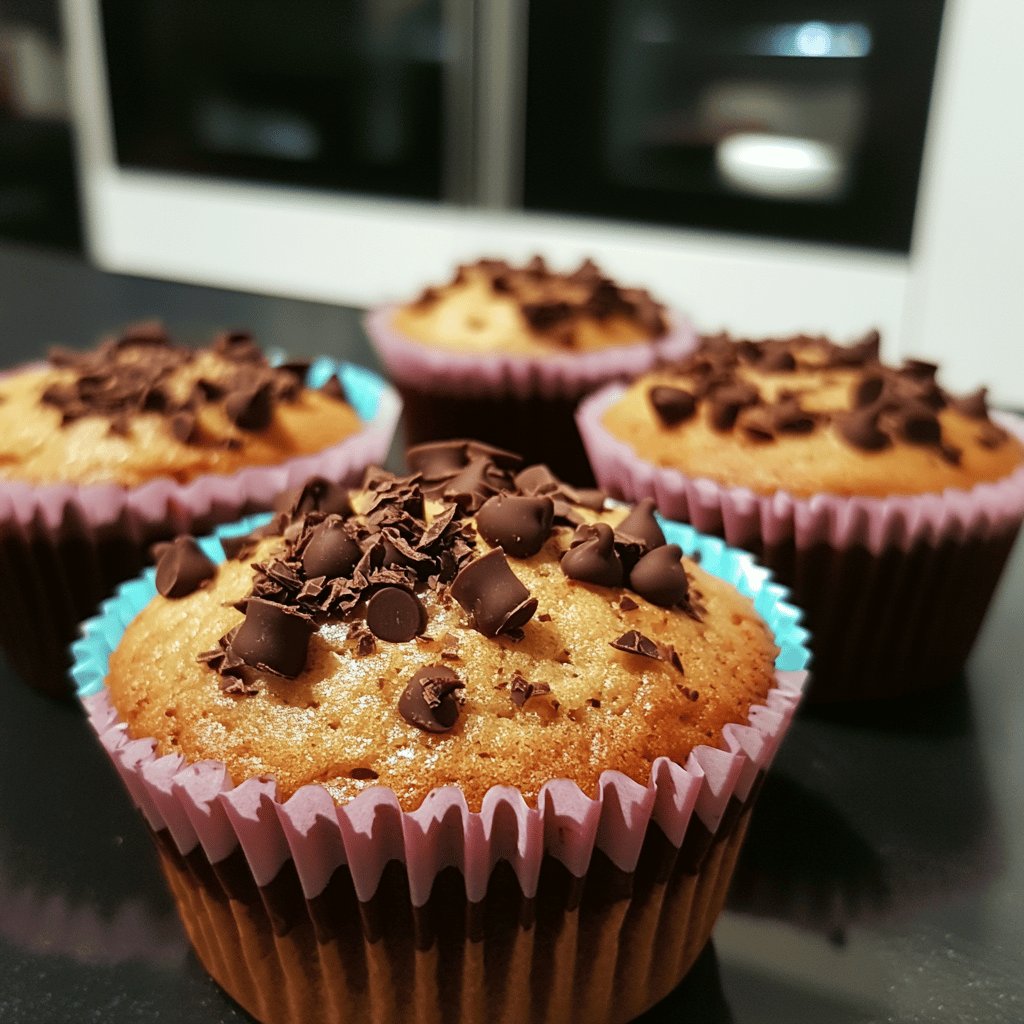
left=363, top=305, right=697, bottom=485
left=0, top=360, right=400, bottom=698
left=72, top=515, right=810, bottom=1024
left=578, top=384, right=1024, bottom=704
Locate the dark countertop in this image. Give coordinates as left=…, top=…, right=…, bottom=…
left=1, top=242, right=1021, bottom=1024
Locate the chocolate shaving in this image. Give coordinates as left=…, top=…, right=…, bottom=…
left=610, top=630, right=661, bottom=659
left=509, top=671, right=551, bottom=709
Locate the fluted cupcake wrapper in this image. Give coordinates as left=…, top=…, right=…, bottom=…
left=71, top=514, right=808, bottom=1022
left=364, top=305, right=698, bottom=485
left=578, top=384, right=1024, bottom=702
left=0, top=361, right=401, bottom=697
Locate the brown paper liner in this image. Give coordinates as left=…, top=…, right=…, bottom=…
left=154, top=791, right=756, bottom=1024
left=751, top=526, right=1021, bottom=703
left=0, top=500, right=263, bottom=699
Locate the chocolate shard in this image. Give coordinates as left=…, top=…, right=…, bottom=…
left=225, top=382, right=274, bottom=431
left=365, top=586, right=427, bottom=643
left=649, top=385, right=697, bottom=427
left=229, top=598, right=314, bottom=678
left=514, top=463, right=561, bottom=495
left=155, top=536, right=217, bottom=599
left=836, top=408, right=891, bottom=452
left=610, top=629, right=661, bottom=659
left=510, top=671, right=552, bottom=709
left=300, top=518, right=361, bottom=579
left=561, top=523, right=624, bottom=588
left=476, top=493, right=555, bottom=558
left=407, top=440, right=470, bottom=481
left=398, top=664, right=465, bottom=733
left=616, top=498, right=667, bottom=552
left=629, top=544, right=690, bottom=608
left=450, top=548, right=538, bottom=637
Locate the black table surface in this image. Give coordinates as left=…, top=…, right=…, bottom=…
left=1, top=242, right=1022, bottom=1024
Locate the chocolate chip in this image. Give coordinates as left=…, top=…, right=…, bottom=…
left=616, top=498, right=666, bottom=552
left=509, top=671, right=552, bottom=709
left=900, top=407, right=942, bottom=445
left=366, top=587, right=427, bottom=643
left=837, top=408, right=891, bottom=451
left=476, top=493, right=554, bottom=558
left=214, top=330, right=264, bottom=363
left=230, top=598, right=314, bottom=678
left=320, top=375, right=348, bottom=402
left=610, top=630, right=661, bottom=659
left=854, top=375, right=885, bottom=408
left=740, top=407, right=775, bottom=443
left=398, top=665, right=465, bottom=733
left=567, top=487, right=608, bottom=512
left=561, top=523, right=624, bottom=588
left=619, top=596, right=638, bottom=612
left=297, top=478, right=353, bottom=519
left=225, top=382, right=274, bottom=431
left=350, top=624, right=377, bottom=657
left=298, top=519, right=360, bottom=580
left=977, top=423, right=1008, bottom=449
left=170, top=410, right=197, bottom=444
left=154, top=536, right=217, bottom=599
left=901, top=358, right=939, bottom=381
left=407, top=440, right=472, bottom=480
left=648, top=385, right=696, bottom=427
left=522, top=300, right=574, bottom=332
left=952, top=387, right=989, bottom=420
left=761, top=349, right=797, bottom=372
left=709, top=383, right=759, bottom=431
left=772, top=400, right=817, bottom=434
left=629, top=544, right=689, bottom=607
left=450, top=548, right=538, bottom=637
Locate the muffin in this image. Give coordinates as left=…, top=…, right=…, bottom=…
left=364, top=256, right=697, bottom=483
left=73, top=442, right=809, bottom=1024
left=578, top=331, right=1024, bottom=703
left=0, top=322, right=400, bottom=696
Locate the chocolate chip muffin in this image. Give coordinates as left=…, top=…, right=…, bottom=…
left=364, top=256, right=697, bottom=484
left=0, top=322, right=399, bottom=696
left=579, top=331, right=1024, bottom=702
left=79, top=441, right=808, bottom=1024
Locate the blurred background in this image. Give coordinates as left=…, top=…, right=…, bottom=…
left=1, top=0, right=1021, bottom=401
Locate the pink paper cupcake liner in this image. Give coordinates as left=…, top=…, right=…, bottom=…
left=0, top=360, right=401, bottom=697
left=578, top=383, right=1024, bottom=702
left=364, top=304, right=698, bottom=486
left=70, top=513, right=808, bottom=1023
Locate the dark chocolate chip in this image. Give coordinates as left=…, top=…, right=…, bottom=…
left=320, top=375, right=348, bottom=402
left=214, top=330, right=264, bottom=363
left=170, top=411, right=197, bottom=444
left=225, top=382, right=274, bottom=431
left=977, top=422, right=1008, bottom=449
left=772, top=400, right=817, bottom=435
left=610, top=630, right=661, bottom=659
left=649, top=385, right=696, bottom=427
left=407, top=440, right=470, bottom=480
left=365, top=587, right=427, bottom=643
left=836, top=408, right=891, bottom=451
left=629, top=544, right=690, bottom=607
left=561, top=523, right=624, bottom=588
left=301, top=519, right=361, bottom=579
left=616, top=498, right=666, bottom=552
left=230, top=598, right=314, bottom=678
left=619, top=596, right=639, bottom=612
left=900, top=407, right=942, bottom=445
left=952, top=387, right=989, bottom=420
left=290, top=477, right=352, bottom=518
left=522, top=300, right=573, bottom=332
left=155, top=536, right=217, bottom=599
left=510, top=671, right=552, bottom=709
left=901, top=358, right=939, bottom=381
left=740, top=407, right=776, bottom=443
left=450, top=548, right=538, bottom=637
left=854, top=375, right=886, bottom=408
left=709, top=383, right=759, bottom=431
left=761, top=348, right=797, bottom=372
left=476, top=493, right=555, bottom=558
left=398, top=665, right=465, bottom=733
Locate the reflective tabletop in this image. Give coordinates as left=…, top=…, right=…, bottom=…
left=1, top=243, right=1021, bottom=1023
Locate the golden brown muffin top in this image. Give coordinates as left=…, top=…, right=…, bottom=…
left=0, top=323, right=362, bottom=486
left=392, top=256, right=669, bottom=357
left=106, top=442, right=779, bottom=812
left=601, top=332, right=1024, bottom=498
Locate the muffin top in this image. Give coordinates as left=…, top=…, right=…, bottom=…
left=106, top=441, right=779, bottom=812
left=392, top=256, right=669, bottom=357
left=601, top=332, right=1024, bottom=498
left=0, top=323, right=362, bottom=487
